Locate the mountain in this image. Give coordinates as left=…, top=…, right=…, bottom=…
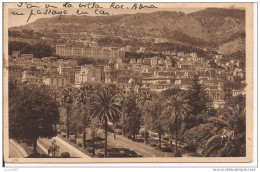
left=10, top=8, right=245, bottom=55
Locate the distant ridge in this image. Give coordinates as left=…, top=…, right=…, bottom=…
left=10, top=8, right=245, bottom=55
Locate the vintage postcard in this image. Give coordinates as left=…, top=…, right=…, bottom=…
left=3, top=2, right=255, bottom=164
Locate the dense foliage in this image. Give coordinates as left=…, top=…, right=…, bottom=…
left=9, top=76, right=246, bottom=157
left=8, top=41, right=54, bottom=58
left=9, top=81, right=60, bottom=154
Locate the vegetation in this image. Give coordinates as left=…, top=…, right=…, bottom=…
left=8, top=41, right=54, bottom=58
left=90, top=85, right=121, bottom=157
left=9, top=77, right=246, bottom=158
left=203, top=104, right=246, bottom=157
left=121, top=90, right=142, bottom=141
left=146, top=93, right=165, bottom=149
left=9, top=81, right=59, bottom=154
left=58, top=86, right=75, bottom=139
left=165, top=92, right=190, bottom=156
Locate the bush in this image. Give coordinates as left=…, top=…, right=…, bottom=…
left=95, top=142, right=104, bottom=149
left=86, top=139, right=92, bottom=145
left=95, top=136, right=104, bottom=142
left=108, top=148, right=118, bottom=153
left=97, top=153, right=104, bottom=158
left=60, top=152, right=70, bottom=158
left=108, top=153, right=128, bottom=157
left=27, top=153, right=51, bottom=158
left=173, top=150, right=182, bottom=157
left=86, top=147, right=94, bottom=154
left=25, top=139, right=33, bottom=146
left=41, top=154, right=51, bottom=158
left=183, top=144, right=196, bottom=152
left=78, top=143, right=82, bottom=147
left=150, top=143, right=157, bottom=147
left=162, top=137, right=169, bottom=141
left=136, top=138, right=144, bottom=143
left=27, top=153, right=41, bottom=158
left=184, top=123, right=214, bottom=150
left=161, top=147, right=173, bottom=152
left=61, top=133, right=66, bottom=138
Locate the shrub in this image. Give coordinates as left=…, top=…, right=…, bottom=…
left=61, top=134, right=66, bottom=138
left=95, top=143, right=104, bottom=149
left=184, top=123, right=214, bottom=150
left=108, top=153, right=128, bottom=157
left=60, top=152, right=70, bottom=158
left=150, top=143, right=157, bottom=147
left=97, top=153, right=104, bottom=158
left=173, top=150, right=182, bottom=157
left=183, top=144, right=197, bottom=152
left=95, top=137, right=104, bottom=142
left=137, top=138, right=144, bottom=142
left=41, top=154, right=51, bottom=158
left=86, top=147, right=93, bottom=154
left=108, top=148, right=118, bottom=153
left=161, top=147, right=173, bottom=152
left=27, top=153, right=51, bottom=158
left=27, top=153, right=41, bottom=158
left=86, top=139, right=92, bottom=145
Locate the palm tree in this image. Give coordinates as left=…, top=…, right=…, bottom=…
left=58, top=86, right=75, bottom=139
left=165, top=92, right=190, bottom=156
left=144, top=92, right=164, bottom=149
left=122, top=90, right=142, bottom=141
left=76, top=83, right=95, bottom=148
left=90, top=85, right=121, bottom=157
left=203, top=104, right=246, bottom=157
left=136, top=90, right=152, bottom=144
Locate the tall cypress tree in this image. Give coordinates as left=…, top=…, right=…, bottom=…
left=187, top=75, right=212, bottom=127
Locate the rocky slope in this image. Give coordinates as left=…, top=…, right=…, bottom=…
left=10, top=8, right=245, bottom=55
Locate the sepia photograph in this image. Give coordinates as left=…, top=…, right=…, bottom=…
left=2, top=2, right=255, bottom=164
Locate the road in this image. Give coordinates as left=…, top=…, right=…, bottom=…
left=107, top=133, right=165, bottom=157
left=9, top=139, right=28, bottom=158
left=38, top=137, right=90, bottom=158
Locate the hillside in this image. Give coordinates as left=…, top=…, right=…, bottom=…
left=9, top=8, right=245, bottom=55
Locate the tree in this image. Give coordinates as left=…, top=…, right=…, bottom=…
left=122, top=90, right=142, bottom=141
left=165, top=92, right=190, bottom=156
left=202, top=104, right=246, bottom=157
left=184, top=123, right=215, bottom=152
left=70, top=103, right=84, bottom=144
left=187, top=75, right=213, bottom=127
left=8, top=41, right=54, bottom=58
left=75, top=83, right=96, bottom=148
left=145, top=92, right=165, bottom=149
left=58, top=86, right=75, bottom=139
left=136, top=90, right=153, bottom=144
left=89, top=121, right=99, bottom=157
left=90, top=85, right=121, bottom=157
left=9, top=84, right=59, bottom=155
